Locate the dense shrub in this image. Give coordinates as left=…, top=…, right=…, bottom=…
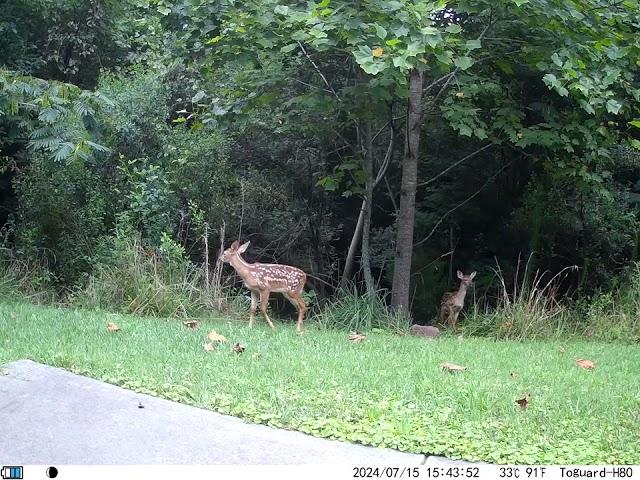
left=74, top=228, right=210, bottom=318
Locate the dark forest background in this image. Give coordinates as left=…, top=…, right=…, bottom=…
left=1, top=0, right=639, bottom=339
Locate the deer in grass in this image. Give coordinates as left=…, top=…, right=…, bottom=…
left=440, top=270, right=476, bottom=329
left=219, top=240, right=307, bottom=333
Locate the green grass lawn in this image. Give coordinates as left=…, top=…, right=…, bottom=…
left=1, top=301, right=638, bottom=464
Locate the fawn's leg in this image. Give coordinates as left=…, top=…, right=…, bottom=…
left=290, top=291, right=307, bottom=333
left=259, top=290, right=275, bottom=329
left=449, top=307, right=460, bottom=329
left=249, top=290, right=258, bottom=328
left=439, top=305, right=448, bottom=328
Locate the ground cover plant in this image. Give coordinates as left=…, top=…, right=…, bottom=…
left=1, top=301, right=638, bottom=464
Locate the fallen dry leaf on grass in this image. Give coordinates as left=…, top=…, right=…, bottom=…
left=516, top=393, right=531, bottom=410
left=203, top=342, right=215, bottom=352
left=576, top=358, right=596, bottom=369
left=207, top=331, right=228, bottom=343
left=510, top=372, right=519, bottom=379
left=559, top=346, right=566, bottom=354
left=252, top=352, right=262, bottom=359
left=457, top=334, right=464, bottom=342
left=232, top=343, right=245, bottom=354
left=182, top=320, right=200, bottom=329
left=348, top=332, right=366, bottom=343
left=106, top=322, right=120, bottom=332
left=10, top=313, right=16, bottom=320
left=440, top=362, right=466, bottom=373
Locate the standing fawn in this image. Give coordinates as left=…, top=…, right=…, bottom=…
left=219, top=240, right=307, bottom=333
left=440, top=270, right=476, bottom=329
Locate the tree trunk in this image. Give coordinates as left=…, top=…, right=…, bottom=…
left=361, top=120, right=375, bottom=296
left=391, top=68, right=424, bottom=315
left=341, top=112, right=396, bottom=289
left=340, top=201, right=365, bottom=289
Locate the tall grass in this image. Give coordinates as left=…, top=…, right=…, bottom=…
left=580, top=263, right=640, bottom=343
left=316, top=288, right=411, bottom=333
left=465, top=258, right=578, bottom=340
left=0, top=251, right=55, bottom=304
left=73, top=233, right=233, bottom=319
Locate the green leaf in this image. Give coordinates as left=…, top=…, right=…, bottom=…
left=445, top=24, right=462, bottom=34
left=513, top=0, right=529, bottom=5
left=360, top=60, right=387, bottom=75
left=474, top=128, right=488, bottom=139
left=420, top=26, right=439, bottom=36
left=394, top=26, right=409, bottom=37
left=425, top=36, right=440, bottom=49
left=542, top=73, right=561, bottom=89
left=384, top=1, right=404, bottom=11
left=191, top=91, right=206, bottom=103
left=53, top=142, right=74, bottom=162
left=495, top=59, right=513, bottom=75
left=435, top=51, right=453, bottom=64
left=392, top=55, right=412, bottom=69
left=465, top=39, right=481, bottom=51
left=606, top=99, right=622, bottom=114
left=551, top=52, right=563, bottom=67
left=375, top=24, right=387, bottom=40
left=157, top=5, right=171, bottom=15
left=206, top=35, right=223, bottom=45
left=454, top=56, right=474, bottom=70
left=406, top=41, right=425, bottom=57
left=629, top=120, right=640, bottom=129
left=280, top=43, right=298, bottom=53
left=459, top=125, right=473, bottom=137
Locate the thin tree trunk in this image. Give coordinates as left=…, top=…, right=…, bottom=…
left=391, top=68, right=424, bottom=315
left=361, top=120, right=375, bottom=296
left=340, top=113, right=396, bottom=289
left=340, top=204, right=365, bottom=289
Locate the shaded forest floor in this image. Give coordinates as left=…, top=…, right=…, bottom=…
left=0, top=301, right=638, bottom=464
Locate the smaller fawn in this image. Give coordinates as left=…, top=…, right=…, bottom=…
left=219, top=240, right=307, bottom=332
left=440, top=270, right=476, bottom=329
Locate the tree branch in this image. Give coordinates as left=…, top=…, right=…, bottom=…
left=418, top=143, right=494, bottom=187
left=297, top=41, right=342, bottom=103
left=413, top=161, right=511, bottom=248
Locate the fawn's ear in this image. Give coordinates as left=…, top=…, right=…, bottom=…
left=238, top=241, right=250, bottom=253
left=230, top=240, right=240, bottom=250
left=469, top=271, right=477, bottom=280
left=457, top=270, right=464, bottom=279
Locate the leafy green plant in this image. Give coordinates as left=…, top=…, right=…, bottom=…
left=74, top=229, right=208, bottom=318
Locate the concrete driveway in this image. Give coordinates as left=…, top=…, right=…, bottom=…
left=0, top=360, right=468, bottom=465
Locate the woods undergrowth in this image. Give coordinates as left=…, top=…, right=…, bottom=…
left=1, top=0, right=640, bottom=339
left=1, top=230, right=639, bottom=343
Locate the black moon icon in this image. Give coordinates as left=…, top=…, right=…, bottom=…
left=46, top=467, right=58, bottom=478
